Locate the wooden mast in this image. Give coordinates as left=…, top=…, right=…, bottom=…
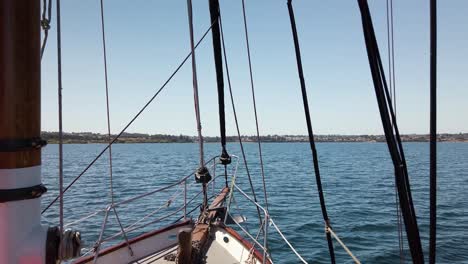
left=0, top=0, right=41, bottom=169
left=0, top=1, right=52, bottom=263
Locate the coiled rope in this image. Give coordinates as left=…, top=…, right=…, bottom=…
left=59, top=229, right=82, bottom=260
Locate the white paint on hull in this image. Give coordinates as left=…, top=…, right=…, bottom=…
left=213, top=227, right=263, bottom=264
left=78, top=223, right=192, bottom=264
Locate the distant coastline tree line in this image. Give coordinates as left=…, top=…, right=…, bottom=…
left=41, top=131, right=468, bottom=144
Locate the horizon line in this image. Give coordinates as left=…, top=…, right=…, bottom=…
left=41, top=131, right=468, bottom=137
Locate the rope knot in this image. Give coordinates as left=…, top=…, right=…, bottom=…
left=41, top=19, right=51, bottom=30
left=195, top=166, right=212, bottom=184
left=219, top=150, right=231, bottom=165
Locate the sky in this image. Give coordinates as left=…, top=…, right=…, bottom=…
left=41, top=1, right=468, bottom=136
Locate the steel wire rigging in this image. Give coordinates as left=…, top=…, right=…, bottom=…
left=40, top=2, right=438, bottom=263
left=55, top=0, right=64, bottom=255
left=357, top=0, right=424, bottom=262
left=286, top=1, right=336, bottom=262
left=99, top=0, right=116, bottom=207
left=42, top=21, right=217, bottom=214
left=208, top=0, right=231, bottom=188
left=186, top=0, right=212, bottom=210
left=385, top=0, right=404, bottom=261
left=98, top=0, right=133, bottom=256
left=218, top=7, right=266, bottom=236
left=429, top=0, right=438, bottom=263
left=241, top=0, right=270, bottom=215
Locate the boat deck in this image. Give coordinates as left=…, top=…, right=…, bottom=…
left=136, top=240, right=240, bottom=264
left=73, top=188, right=264, bottom=264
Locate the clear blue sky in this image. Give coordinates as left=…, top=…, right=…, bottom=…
left=41, top=1, right=468, bottom=136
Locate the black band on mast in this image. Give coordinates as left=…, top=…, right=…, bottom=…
left=286, top=1, right=336, bottom=263
left=0, top=137, right=47, bottom=152
left=208, top=0, right=230, bottom=167
left=0, top=184, right=47, bottom=203
left=429, top=0, right=437, bottom=263
left=357, top=1, right=424, bottom=263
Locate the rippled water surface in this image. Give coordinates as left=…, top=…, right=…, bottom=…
left=41, top=142, right=468, bottom=263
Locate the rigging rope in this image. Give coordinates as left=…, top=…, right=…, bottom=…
left=326, top=227, right=361, bottom=264
left=269, top=219, right=308, bottom=264
left=208, top=0, right=227, bottom=156
left=186, top=0, right=204, bottom=166
left=208, top=0, right=231, bottom=187
left=42, top=22, right=217, bottom=214
left=99, top=0, right=133, bottom=256
left=56, top=0, right=64, bottom=243
left=390, top=0, right=396, bottom=116
left=357, top=1, right=424, bottom=262
left=99, top=0, right=115, bottom=206
left=429, top=0, right=437, bottom=263
left=286, top=1, right=336, bottom=263
left=385, top=0, right=404, bottom=261
left=241, top=0, right=270, bottom=214
left=41, top=0, right=52, bottom=59
left=218, top=13, right=265, bottom=229
left=186, top=0, right=211, bottom=210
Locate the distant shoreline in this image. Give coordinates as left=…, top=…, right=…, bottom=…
left=41, top=132, right=468, bottom=144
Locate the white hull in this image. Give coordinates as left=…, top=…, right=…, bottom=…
left=74, top=222, right=266, bottom=264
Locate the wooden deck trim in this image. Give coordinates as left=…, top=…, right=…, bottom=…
left=73, top=220, right=192, bottom=264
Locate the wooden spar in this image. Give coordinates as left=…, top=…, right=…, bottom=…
left=0, top=0, right=41, bottom=169
left=0, top=2, right=51, bottom=263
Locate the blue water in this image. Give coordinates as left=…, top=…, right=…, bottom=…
left=41, top=142, right=468, bottom=263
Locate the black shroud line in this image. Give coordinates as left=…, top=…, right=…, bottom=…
left=357, top=1, right=424, bottom=263
left=286, top=1, right=336, bottom=263
left=208, top=0, right=229, bottom=160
